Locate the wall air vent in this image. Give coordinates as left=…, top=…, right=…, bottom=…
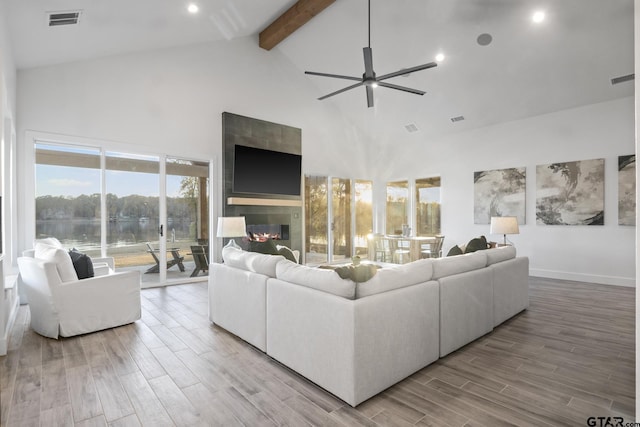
left=450, top=115, right=465, bottom=123
left=48, top=10, right=81, bottom=27
left=611, top=74, right=635, bottom=85
left=404, top=123, right=419, bottom=133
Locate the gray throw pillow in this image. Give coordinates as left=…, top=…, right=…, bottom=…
left=68, top=249, right=95, bottom=279
left=277, top=246, right=298, bottom=263
left=447, top=245, right=463, bottom=257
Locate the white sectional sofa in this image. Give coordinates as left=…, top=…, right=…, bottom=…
left=209, top=245, right=528, bottom=406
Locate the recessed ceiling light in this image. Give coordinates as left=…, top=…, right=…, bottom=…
left=532, top=10, right=545, bottom=23
left=187, top=3, right=199, bottom=14
left=435, top=53, right=445, bottom=62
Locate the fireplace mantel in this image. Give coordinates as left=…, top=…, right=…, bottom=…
left=227, top=197, right=302, bottom=207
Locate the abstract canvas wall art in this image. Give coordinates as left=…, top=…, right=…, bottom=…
left=474, top=167, right=526, bottom=224
left=536, top=158, right=604, bottom=225
left=618, top=155, right=635, bottom=226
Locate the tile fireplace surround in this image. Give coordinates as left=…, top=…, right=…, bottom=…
left=222, top=112, right=303, bottom=255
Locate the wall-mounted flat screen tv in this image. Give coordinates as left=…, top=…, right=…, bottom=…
left=233, top=145, right=302, bottom=196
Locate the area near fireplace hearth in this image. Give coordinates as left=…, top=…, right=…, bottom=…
left=222, top=112, right=303, bottom=257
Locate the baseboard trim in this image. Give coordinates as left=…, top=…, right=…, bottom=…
left=529, top=269, right=635, bottom=287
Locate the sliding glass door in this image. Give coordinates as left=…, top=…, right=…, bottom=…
left=34, top=141, right=211, bottom=287
left=166, top=157, right=210, bottom=280
left=105, top=152, right=162, bottom=286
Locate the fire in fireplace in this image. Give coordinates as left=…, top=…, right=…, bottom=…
left=246, top=224, right=290, bottom=241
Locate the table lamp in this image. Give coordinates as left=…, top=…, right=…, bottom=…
left=490, top=216, right=519, bottom=246
left=217, top=216, right=246, bottom=249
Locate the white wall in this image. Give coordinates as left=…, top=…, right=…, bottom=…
left=17, top=36, right=372, bottom=177
left=373, top=97, right=635, bottom=287
left=0, top=0, right=17, bottom=266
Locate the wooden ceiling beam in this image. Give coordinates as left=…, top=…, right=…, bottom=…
left=259, top=0, right=335, bottom=51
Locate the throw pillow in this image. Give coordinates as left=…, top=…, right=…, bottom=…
left=34, top=237, right=64, bottom=249
left=447, top=245, right=463, bottom=257
left=333, top=264, right=378, bottom=283
left=34, top=243, right=79, bottom=282
left=464, top=235, right=489, bottom=253
left=249, top=239, right=279, bottom=256
left=68, top=249, right=95, bottom=279
left=275, top=245, right=298, bottom=263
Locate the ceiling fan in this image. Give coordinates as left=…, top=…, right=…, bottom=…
left=305, top=0, right=437, bottom=108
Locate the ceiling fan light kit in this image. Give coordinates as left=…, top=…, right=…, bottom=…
left=305, top=0, right=436, bottom=108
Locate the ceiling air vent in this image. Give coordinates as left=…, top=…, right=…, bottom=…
left=404, top=123, right=419, bottom=133
left=611, top=74, right=634, bottom=85
left=450, top=115, right=465, bottom=123
left=48, top=10, right=81, bottom=27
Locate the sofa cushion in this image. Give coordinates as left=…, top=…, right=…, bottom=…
left=34, top=243, right=79, bottom=282
left=486, top=245, right=517, bottom=265
left=464, top=236, right=489, bottom=253
left=432, top=251, right=488, bottom=280
left=276, top=261, right=356, bottom=299
left=68, top=249, right=95, bottom=279
left=356, top=258, right=434, bottom=298
left=222, top=246, right=284, bottom=277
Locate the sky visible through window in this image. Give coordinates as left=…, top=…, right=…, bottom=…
left=36, top=164, right=184, bottom=198
left=36, top=143, right=186, bottom=198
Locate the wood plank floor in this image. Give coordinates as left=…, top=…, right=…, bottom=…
left=0, top=276, right=634, bottom=426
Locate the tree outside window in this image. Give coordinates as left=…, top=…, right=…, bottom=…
left=386, top=181, right=408, bottom=235
left=416, top=177, right=441, bottom=236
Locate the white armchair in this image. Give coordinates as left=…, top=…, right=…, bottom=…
left=17, top=253, right=141, bottom=339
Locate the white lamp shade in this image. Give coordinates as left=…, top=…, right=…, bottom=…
left=216, top=217, right=246, bottom=238
left=490, top=216, right=520, bottom=235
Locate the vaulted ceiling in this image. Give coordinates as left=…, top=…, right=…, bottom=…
left=3, top=0, right=634, bottom=141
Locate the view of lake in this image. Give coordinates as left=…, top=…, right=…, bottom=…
left=36, top=218, right=193, bottom=251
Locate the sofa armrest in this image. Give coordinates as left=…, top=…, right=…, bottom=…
left=17, top=257, right=62, bottom=338
left=209, top=264, right=268, bottom=351
left=92, top=256, right=115, bottom=270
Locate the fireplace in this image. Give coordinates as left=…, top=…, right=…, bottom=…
left=246, top=223, right=290, bottom=241
left=240, top=213, right=297, bottom=250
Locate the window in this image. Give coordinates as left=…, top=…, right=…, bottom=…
left=386, top=180, right=409, bottom=235
left=34, top=139, right=211, bottom=284
left=35, top=143, right=102, bottom=257
left=354, top=180, right=373, bottom=257
left=416, top=177, right=441, bottom=236
left=304, top=175, right=328, bottom=264
left=331, top=178, right=351, bottom=261
left=305, top=176, right=373, bottom=263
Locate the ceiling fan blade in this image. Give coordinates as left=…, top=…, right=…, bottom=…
left=366, top=85, right=374, bottom=108
left=363, top=47, right=374, bottom=78
left=377, top=62, right=437, bottom=82
left=377, top=82, right=425, bottom=95
left=318, top=81, right=364, bottom=100
left=305, top=71, right=362, bottom=82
